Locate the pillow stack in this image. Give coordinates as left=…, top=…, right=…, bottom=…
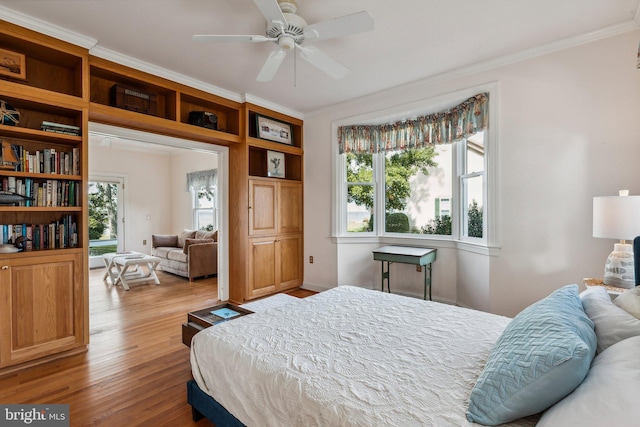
left=467, top=284, right=596, bottom=425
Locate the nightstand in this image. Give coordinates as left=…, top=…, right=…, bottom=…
left=181, top=303, right=253, bottom=347
left=583, top=278, right=626, bottom=299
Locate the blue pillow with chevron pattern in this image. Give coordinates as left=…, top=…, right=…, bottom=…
left=466, top=284, right=596, bottom=425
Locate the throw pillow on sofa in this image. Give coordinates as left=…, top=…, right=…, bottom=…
left=178, top=230, right=197, bottom=247
left=195, top=230, right=218, bottom=241
left=183, top=238, right=215, bottom=254
left=152, top=234, right=178, bottom=248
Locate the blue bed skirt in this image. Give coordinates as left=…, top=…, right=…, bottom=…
left=187, top=380, right=246, bottom=427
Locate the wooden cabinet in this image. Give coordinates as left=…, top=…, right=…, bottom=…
left=229, top=104, right=304, bottom=304
left=0, top=20, right=89, bottom=371
left=248, top=234, right=303, bottom=299
left=0, top=251, right=84, bottom=367
left=249, top=179, right=302, bottom=235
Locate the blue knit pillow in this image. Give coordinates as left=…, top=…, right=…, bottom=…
left=467, top=284, right=596, bottom=425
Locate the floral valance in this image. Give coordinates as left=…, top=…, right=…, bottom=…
left=338, top=93, right=488, bottom=154
left=186, top=169, right=217, bottom=192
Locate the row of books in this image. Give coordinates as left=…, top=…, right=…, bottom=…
left=2, top=177, right=79, bottom=207
left=1, top=216, right=78, bottom=250
left=41, top=121, right=81, bottom=136
left=2, top=141, right=80, bottom=175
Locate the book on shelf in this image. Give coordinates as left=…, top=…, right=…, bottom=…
left=40, top=121, right=81, bottom=136
left=0, top=215, right=78, bottom=251
left=4, top=143, right=79, bottom=176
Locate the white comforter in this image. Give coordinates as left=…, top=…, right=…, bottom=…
left=190, top=285, right=538, bottom=427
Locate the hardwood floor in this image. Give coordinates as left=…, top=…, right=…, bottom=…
left=0, top=269, right=225, bottom=426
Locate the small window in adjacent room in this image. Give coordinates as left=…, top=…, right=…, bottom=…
left=192, top=186, right=217, bottom=231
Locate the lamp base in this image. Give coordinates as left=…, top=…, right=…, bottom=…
left=603, top=243, right=635, bottom=288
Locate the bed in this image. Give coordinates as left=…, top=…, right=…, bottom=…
left=189, top=284, right=640, bottom=426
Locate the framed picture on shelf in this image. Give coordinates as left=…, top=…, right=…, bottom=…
left=256, top=114, right=292, bottom=145
left=267, top=150, right=285, bottom=178
left=0, top=48, right=26, bottom=80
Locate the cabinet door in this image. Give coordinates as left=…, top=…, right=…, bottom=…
left=278, top=182, right=302, bottom=234
left=248, top=237, right=277, bottom=299
left=0, top=252, right=84, bottom=367
left=249, top=180, right=277, bottom=236
left=277, top=234, right=303, bottom=291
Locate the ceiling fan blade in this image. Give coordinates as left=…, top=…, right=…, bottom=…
left=303, top=11, right=374, bottom=41
left=193, top=34, right=274, bottom=43
left=256, top=49, right=287, bottom=82
left=252, top=0, right=287, bottom=28
left=298, top=45, right=349, bottom=79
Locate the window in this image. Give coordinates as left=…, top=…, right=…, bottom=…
left=346, top=152, right=374, bottom=233
left=186, top=169, right=218, bottom=231
left=460, top=132, right=485, bottom=239
left=336, top=91, right=491, bottom=244
left=192, top=186, right=216, bottom=231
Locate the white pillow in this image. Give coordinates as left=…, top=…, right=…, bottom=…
left=613, top=286, right=640, bottom=319
left=580, top=286, right=640, bottom=353
left=537, top=335, right=640, bottom=427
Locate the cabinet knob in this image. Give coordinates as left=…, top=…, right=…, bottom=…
left=1, top=266, right=8, bottom=270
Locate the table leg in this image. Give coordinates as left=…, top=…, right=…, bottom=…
left=148, top=261, right=160, bottom=285
left=381, top=261, right=391, bottom=293
left=116, top=265, right=131, bottom=290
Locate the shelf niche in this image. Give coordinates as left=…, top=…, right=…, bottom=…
left=90, top=65, right=177, bottom=121
left=0, top=29, right=83, bottom=97
left=179, top=93, right=240, bottom=136
left=248, top=146, right=302, bottom=182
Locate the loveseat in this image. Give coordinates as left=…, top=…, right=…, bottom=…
left=151, top=229, right=217, bottom=281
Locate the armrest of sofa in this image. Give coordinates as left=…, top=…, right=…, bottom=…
left=187, top=241, right=218, bottom=279
left=152, top=234, right=179, bottom=248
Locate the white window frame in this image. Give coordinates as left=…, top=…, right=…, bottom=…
left=332, top=83, right=499, bottom=251
left=192, top=185, right=217, bottom=231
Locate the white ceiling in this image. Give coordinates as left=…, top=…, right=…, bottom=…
left=1, top=0, right=639, bottom=115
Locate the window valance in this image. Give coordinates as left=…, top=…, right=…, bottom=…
left=338, top=93, right=488, bottom=154
left=186, top=169, right=217, bottom=192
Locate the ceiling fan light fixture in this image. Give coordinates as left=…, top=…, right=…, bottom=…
left=279, top=35, right=295, bottom=50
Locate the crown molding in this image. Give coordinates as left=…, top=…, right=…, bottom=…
left=308, top=19, right=640, bottom=117
left=0, top=5, right=97, bottom=49
left=242, top=94, right=304, bottom=119
left=89, top=46, right=244, bottom=104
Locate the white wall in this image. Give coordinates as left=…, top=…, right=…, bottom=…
left=89, top=144, right=172, bottom=254
left=169, top=150, right=219, bottom=232
left=303, top=29, right=640, bottom=317
left=89, top=144, right=219, bottom=253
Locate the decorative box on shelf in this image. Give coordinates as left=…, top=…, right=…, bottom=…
left=110, top=84, right=157, bottom=116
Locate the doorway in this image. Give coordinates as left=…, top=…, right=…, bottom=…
left=88, top=122, right=230, bottom=301
left=88, top=175, right=125, bottom=269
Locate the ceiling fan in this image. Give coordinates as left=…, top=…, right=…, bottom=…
left=193, top=0, right=374, bottom=82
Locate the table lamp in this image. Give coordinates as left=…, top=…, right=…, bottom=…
left=593, top=190, right=640, bottom=288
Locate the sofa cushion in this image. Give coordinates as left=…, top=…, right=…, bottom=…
left=167, top=248, right=187, bottom=263
left=183, top=238, right=215, bottom=254
left=152, top=247, right=175, bottom=259
left=178, top=229, right=196, bottom=247
left=152, top=234, right=178, bottom=248
left=195, top=230, right=217, bottom=241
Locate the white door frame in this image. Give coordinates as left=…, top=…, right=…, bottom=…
left=88, top=174, right=126, bottom=269
left=88, top=123, right=231, bottom=301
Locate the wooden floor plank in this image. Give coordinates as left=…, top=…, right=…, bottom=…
left=0, top=268, right=216, bottom=426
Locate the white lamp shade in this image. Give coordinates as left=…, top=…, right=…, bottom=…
left=593, top=196, right=640, bottom=240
